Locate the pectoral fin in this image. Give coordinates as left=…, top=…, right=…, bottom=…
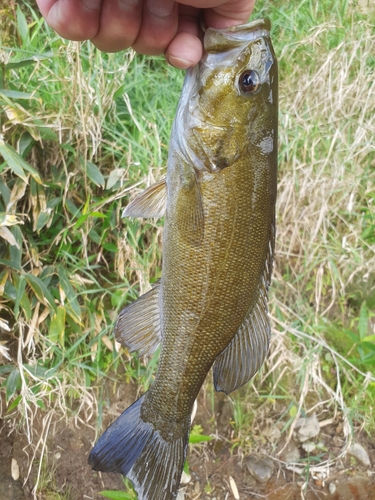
left=115, top=281, right=161, bottom=357
left=122, top=179, right=167, bottom=218
left=213, top=219, right=275, bottom=394
left=177, top=171, right=205, bottom=246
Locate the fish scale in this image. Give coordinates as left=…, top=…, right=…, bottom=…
left=89, top=18, right=278, bottom=500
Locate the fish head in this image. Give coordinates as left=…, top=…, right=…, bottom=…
left=174, top=19, right=278, bottom=173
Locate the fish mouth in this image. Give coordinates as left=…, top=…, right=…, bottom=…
left=204, top=18, right=271, bottom=54
left=226, top=18, right=271, bottom=33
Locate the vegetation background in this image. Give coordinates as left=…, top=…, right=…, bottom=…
left=0, top=0, right=374, bottom=498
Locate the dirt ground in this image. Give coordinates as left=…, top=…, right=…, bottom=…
left=1, top=378, right=374, bottom=500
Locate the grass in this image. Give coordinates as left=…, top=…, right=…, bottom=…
left=1, top=0, right=375, bottom=497
left=35, top=458, right=75, bottom=500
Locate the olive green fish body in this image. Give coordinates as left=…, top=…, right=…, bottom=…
left=148, top=158, right=275, bottom=418
left=89, top=19, right=278, bottom=500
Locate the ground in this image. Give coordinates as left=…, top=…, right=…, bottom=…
left=0, top=377, right=374, bottom=500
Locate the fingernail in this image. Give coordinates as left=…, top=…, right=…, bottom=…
left=166, top=55, right=193, bottom=70
left=82, top=0, right=101, bottom=11
left=147, top=0, right=174, bottom=17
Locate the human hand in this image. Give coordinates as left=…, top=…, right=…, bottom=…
left=36, top=0, right=256, bottom=68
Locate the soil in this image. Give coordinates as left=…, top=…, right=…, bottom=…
left=0, top=378, right=374, bottom=500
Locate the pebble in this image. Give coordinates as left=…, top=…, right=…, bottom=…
left=180, top=471, right=191, bottom=484
left=280, top=440, right=301, bottom=463
left=295, top=414, right=320, bottom=442
left=245, top=455, right=274, bottom=483
left=329, top=482, right=337, bottom=494
left=264, top=425, right=281, bottom=443
left=194, top=481, right=200, bottom=495
left=11, top=460, right=19, bottom=481
left=348, top=442, right=371, bottom=467
left=176, top=488, right=185, bottom=500
left=302, top=441, right=316, bottom=453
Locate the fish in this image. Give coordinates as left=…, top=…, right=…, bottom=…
left=89, top=18, right=278, bottom=500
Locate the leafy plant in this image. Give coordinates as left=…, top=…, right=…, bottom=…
left=1, top=0, right=375, bottom=497
left=100, top=478, right=138, bottom=499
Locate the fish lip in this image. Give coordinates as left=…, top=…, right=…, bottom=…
left=204, top=18, right=272, bottom=53
left=217, top=18, right=271, bottom=34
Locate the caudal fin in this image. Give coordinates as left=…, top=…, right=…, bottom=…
left=88, top=393, right=190, bottom=500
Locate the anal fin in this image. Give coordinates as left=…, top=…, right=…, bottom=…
left=213, top=283, right=271, bottom=394
left=123, top=178, right=167, bottom=218
left=115, top=281, right=161, bottom=357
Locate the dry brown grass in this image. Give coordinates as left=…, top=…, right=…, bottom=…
left=275, top=22, right=375, bottom=315
left=246, top=16, right=375, bottom=475
left=1, top=3, right=375, bottom=497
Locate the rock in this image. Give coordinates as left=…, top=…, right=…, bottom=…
left=328, top=482, right=337, bottom=494
left=348, top=442, right=371, bottom=467
left=180, top=471, right=191, bottom=485
left=244, top=455, right=274, bottom=483
left=11, top=460, right=19, bottom=481
left=194, top=481, right=200, bottom=495
left=332, top=435, right=344, bottom=447
left=264, top=424, right=281, bottom=443
left=280, top=440, right=301, bottom=463
left=295, top=414, right=320, bottom=442
left=330, top=475, right=375, bottom=500
left=243, top=473, right=257, bottom=487
left=176, top=488, right=185, bottom=500
left=302, top=441, right=316, bottom=453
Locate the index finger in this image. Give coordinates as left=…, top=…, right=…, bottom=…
left=36, top=0, right=102, bottom=40
left=177, top=0, right=256, bottom=28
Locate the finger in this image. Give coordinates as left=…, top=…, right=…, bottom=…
left=204, top=0, right=256, bottom=28
left=165, top=7, right=202, bottom=69
left=36, top=0, right=102, bottom=41
left=176, top=0, right=226, bottom=7
left=165, top=32, right=202, bottom=68
left=177, top=0, right=255, bottom=28
left=91, top=0, right=142, bottom=52
left=132, top=0, right=179, bottom=55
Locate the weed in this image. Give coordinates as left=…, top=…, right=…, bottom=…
left=228, top=0, right=375, bottom=471
left=34, top=456, right=76, bottom=500
left=100, top=478, right=137, bottom=500
left=0, top=0, right=375, bottom=496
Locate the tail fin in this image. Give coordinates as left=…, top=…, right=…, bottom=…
left=89, top=393, right=190, bottom=500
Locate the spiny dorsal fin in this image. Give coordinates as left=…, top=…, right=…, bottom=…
left=213, top=219, right=275, bottom=393
left=123, top=179, right=167, bottom=218
left=115, top=281, right=161, bottom=357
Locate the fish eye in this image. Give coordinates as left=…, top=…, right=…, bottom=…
left=239, top=70, right=260, bottom=95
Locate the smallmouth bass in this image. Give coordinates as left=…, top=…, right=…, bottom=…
left=89, top=18, right=278, bottom=500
